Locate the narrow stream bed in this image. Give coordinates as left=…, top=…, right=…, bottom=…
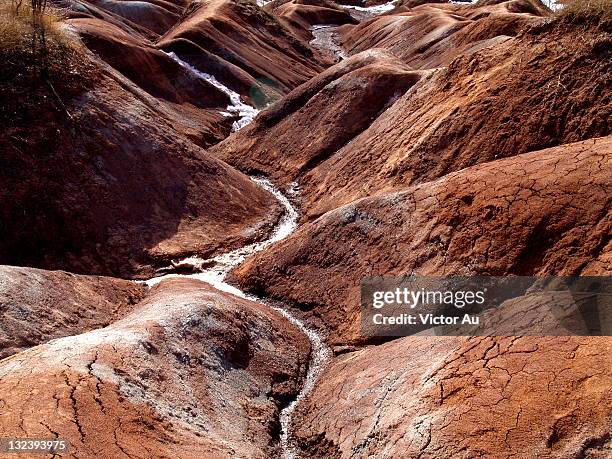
left=165, top=51, right=259, bottom=131
left=311, top=25, right=347, bottom=62
left=343, top=1, right=398, bottom=15
left=144, top=177, right=332, bottom=459
left=153, top=50, right=332, bottom=458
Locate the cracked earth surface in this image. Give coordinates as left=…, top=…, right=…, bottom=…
left=291, top=336, right=611, bottom=458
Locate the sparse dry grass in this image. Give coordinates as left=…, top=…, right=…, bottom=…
left=0, top=1, right=76, bottom=85
left=474, top=0, right=612, bottom=24
left=0, top=2, right=64, bottom=50
left=0, top=2, right=95, bottom=125
left=557, top=0, right=612, bottom=24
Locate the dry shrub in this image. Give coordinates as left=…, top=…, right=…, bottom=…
left=0, top=1, right=75, bottom=86
left=559, top=0, right=612, bottom=15
left=0, top=2, right=95, bottom=125
left=0, top=2, right=64, bottom=50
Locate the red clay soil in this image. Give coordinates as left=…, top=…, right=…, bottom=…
left=59, top=0, right=300, bottom=105
left=472, top=289, right=612, bottom=336
left=291, top=336, right=612, bottom=458
left=213, top=4, right=611, bottom=219
left=399, top=0, right=449, bottom=7
left=211, top=49, right=429, bottom=183
left=56, top=0, right=187, bottom=38
left=157, top=0, right=328, bottom=96
left=0, top=265, right=146, bottom=359
left=0, top=279, right=310, bottom=459
left=230, top=137, right=612, bottom=345
left=273, top=0, right=358, bottom=42
left=69, top=17, right=241, bottom=145
left=0, top=43, right=281, bottom=278
left=0, top=2, right=609, bottom=457
left=301, top=12, right=611, bottom=218
left=340, top=0, right=547, bottom=69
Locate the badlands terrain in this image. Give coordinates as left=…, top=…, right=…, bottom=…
left=0, top=0, right=610, bottom=457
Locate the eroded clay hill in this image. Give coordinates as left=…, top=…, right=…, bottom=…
left=62, top=1, right=277, bottom=129
left=0, top=28, right=281, bottom=278
left=0, top=279, right=310, bottom=458
left=291, top=336, right=612, bottom=458
left=54, top=0, right=337, bottom=145
left=0, top=0, right=610, bottom=458
left=0, top=266, right=145, bottom=359
left=69, top=18, right=240, bottom=145
left=341, top=0, right=550, bottom=69
left=57, top=0, right=188, bottom=38
left=211, top=49, right=429, bottom=183
left=271, top=0, right=357, bottom=42
left=158, top=0, right=328, bottom=98
left=214, top=2, right=611, bottom=218
left=231, top=137, right=612, bottom=345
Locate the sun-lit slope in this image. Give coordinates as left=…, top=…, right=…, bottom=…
left=291, top=335, right=611, bottom=458
left=0, top=265, right=145, bottom=359
left=157, top=0, right=328, bottom=96
left=211, top=49, right=429, bottom=184
left=71, top=17, right=246, bottom=143
left=231, top=137, right=611, bottom=345
left=213, top=7, right=611, bottom=219
left=272, top=0, right=358, bottom=42
left=0, top=1, right=609, bottom=458
left=341, top=0, right=548, bottom=69
left=301, top=9, right=611, bottom=217
left=0, top=279, right=310, bottom=458
left=56, top=0, right=187, bottom=37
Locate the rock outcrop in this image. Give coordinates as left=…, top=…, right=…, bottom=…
left=299, top=4, right=611, bottom=217
left=0, top=279, right=310, bottom=458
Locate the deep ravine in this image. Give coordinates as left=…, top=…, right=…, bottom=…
left=153, top=50, right=332, bottom=458
left=144, top=177, right=332, bottom=459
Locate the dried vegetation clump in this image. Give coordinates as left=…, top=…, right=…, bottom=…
left=0, top=1, right=96, bottom=126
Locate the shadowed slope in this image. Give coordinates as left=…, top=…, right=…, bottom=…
left=0, top=17, right=281, bottom=277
